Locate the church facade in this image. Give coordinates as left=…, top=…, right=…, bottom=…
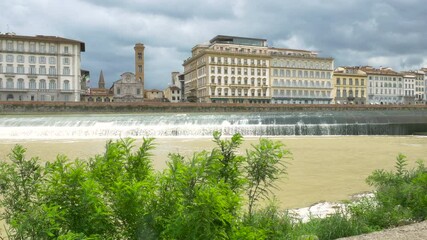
left=112, top=72, right=144, bottom=102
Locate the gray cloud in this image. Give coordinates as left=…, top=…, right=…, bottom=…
left=1, top=0, right=426, bottom=89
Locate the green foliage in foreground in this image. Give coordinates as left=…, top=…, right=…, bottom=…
left=0, top=132, right=291, bottom=239
left=0, top=133, right=426, bottom=240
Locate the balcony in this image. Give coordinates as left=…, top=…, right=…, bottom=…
left=0, top=87, right=28, bottom=92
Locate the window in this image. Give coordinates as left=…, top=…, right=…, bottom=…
left=117, top=88, right=121, bottom=94
left=49, top=80, right=56, bottom=89
left=138, top=65, right=142, bottom=73
left=39, top=66, right=46, bottom=75
left=349, top=78, right=353, bottom=85
left=64, top=46, right=69, bottom=54
left=0, top=64, right=2, bottom=73
left=39, top=79, right=46, bottom=89
left=6, top=64, right=13, bottom=73
left=17, top=65, right=25, bottom=74
left=17, top=79, right=24, bottom=89
left=30, top=43, right=36, bottom=52
left=29, top=65, right=36, bottom=74
left=49, top=66, right=56, bottom=75
left=137, top=88, right=141, bottom=95
left=138, top=53, right=142, bottom=60
left=39, top=56, right=46, bottom=64
left=0, top=54, right=2, bottom=62
left=49, top=45, right=56, bottom=53
left=18, top=42, right=24, bottom=51
left=63, top=58, right=69, bottom=65
left=17, top=55, right=24, bottom=63
left=49, top=57, right=56, bottom=64
left=6, top=55, right=14, bottom=62
left=6, top=79, right=14, bottom=88
left=29, top=79, right=36, bottom=89
left=63, top=67, right=70, bottom=75
left=336, top=78, right=340, bottom=85
left=29, top=56, right=36, bottom=64
left=63, top=80, right=70, bottom=90
left=7, top=41, right=13, bottom=51
left=40, top=44, right=46, bottom=53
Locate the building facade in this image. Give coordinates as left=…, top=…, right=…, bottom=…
left=183, top=35, right=333, bottom=104
left=144, top=89, right=164, bottom=101
left=0, top=33, right=85, bottom=101
left=163, top=86, right=181, bottom=102
left=360, top=66, right=404, bottom=105
left=112, top=72, right=144, bottom=102
left=332, top=67, right=367, bottom=104
left=270, top=50, right=334, bottom=104
left=414, top=71, right=425, bottom=104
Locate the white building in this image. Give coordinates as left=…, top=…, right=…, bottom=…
left=361, top=66, right=404, bottom=105
left=402, top=71, right=416, bottom=105
left=164, top=85, right=181, bottom=102
left=0, top=33, right=85, bottom=101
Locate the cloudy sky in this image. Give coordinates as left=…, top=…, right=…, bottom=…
left=1, top=0, right=426, bottom=89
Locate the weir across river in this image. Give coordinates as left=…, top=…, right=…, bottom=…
left=0, top=109, right=426, bottom=139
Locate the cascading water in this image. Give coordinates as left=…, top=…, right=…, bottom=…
left=0, top=110, right=426, bottom=140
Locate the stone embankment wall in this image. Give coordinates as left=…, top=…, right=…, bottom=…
left=0, top=101, right=427, bottom=114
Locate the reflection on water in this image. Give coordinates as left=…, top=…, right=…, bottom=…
left=1, top=136, right=426, bottom=209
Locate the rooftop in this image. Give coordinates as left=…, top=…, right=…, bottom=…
left=210, top=35, right=267, bottom=47
left=0, top=33, right=85, bottom=51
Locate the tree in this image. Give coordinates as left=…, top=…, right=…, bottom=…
left=246, top=138, right=291, bottom=217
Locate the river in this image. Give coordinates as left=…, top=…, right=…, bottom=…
left=0, top=112, right=426, bottom=209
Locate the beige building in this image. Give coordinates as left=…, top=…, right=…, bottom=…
left=332, top=67, right=367, bottom=104
left=270, top=50, right=334, bottom=104
left=112, top=72, right=144, bottom=102
left=144, top=89, right=164, bottom=101
left=0, top=33, right=85, bottom=101
left=183, top=35, right=333, bottom=104
left=183, top=35, right=271, bottom=103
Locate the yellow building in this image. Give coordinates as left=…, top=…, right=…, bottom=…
left=333, top=67, right=368, bottom=104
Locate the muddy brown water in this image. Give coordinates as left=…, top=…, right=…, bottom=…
left=0, top=136, right=426, bottom=209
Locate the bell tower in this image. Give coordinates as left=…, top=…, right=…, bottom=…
left=134, top=43, right=145, bottom=86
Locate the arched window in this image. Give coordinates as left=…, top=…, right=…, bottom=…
left=17, top=78, right=24, bottom=89
left=49, top=80, right=57, bottom=90
left=6, top=78, right=14, bottom=89
left=29, top=79, right=36, bottom=89
left=63, top=80, right=70, bottom=90
left=39, top=79, right=46, bottom=89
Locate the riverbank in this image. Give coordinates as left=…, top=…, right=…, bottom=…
left=1, top=100, right=427, bottom=114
